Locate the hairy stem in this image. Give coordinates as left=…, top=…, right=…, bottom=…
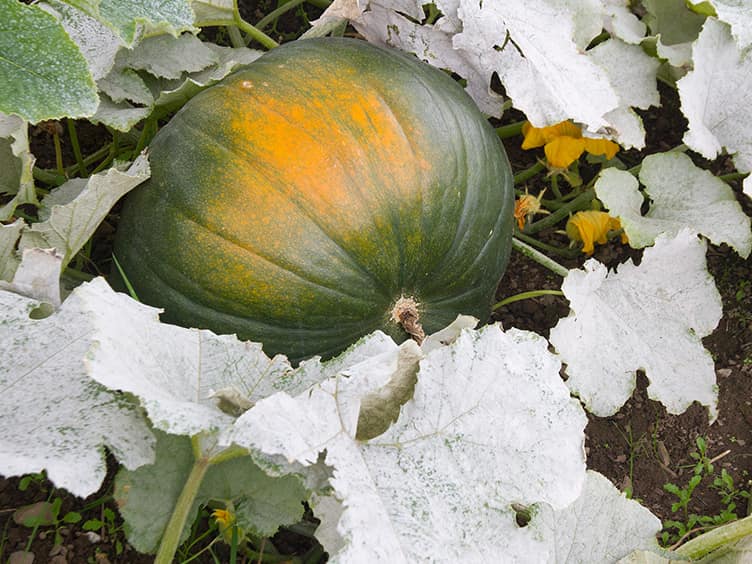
left=493, top=289, right=565, bottom=310
left=154, top=446, right=211, bottom=564
left=512, top=237, right=569, bottom=277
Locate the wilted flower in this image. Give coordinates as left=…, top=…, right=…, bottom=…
left=566, top=210, right=627, bottom=255
left=522, top=121, right=619, bottom=169
left=514, top=188, right=549, bottom=230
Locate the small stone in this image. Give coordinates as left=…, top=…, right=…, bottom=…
left=84, top=532, right=102, bottom=544
left=615, top=454, right=627, bottom=463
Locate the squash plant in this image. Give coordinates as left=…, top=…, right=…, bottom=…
left=1, top=1, right=752, bottom=563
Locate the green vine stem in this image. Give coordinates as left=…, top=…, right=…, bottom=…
left=523, top=188, right=595, bottom=235
left=493, top=289, right=564, bottom=310
left=227, top=25, right=246, bottom=48
left=256, top=0, right=306, bottom=30
left=496, top=120, right=525, bottom=139
left=66, top=119, right=87, bottom=177
left=233, top=0, right=279, bottom=49
left=675, top=514, right=752, bottom=560
left=512, top=237, right=569, bottom=277
left=719, top=171, right=750, bottom=183
left=154, top=450, right=211, bottom=564
left=514, top=230, right=581, bottom=258
left=514, top=160, right=546, bottom=185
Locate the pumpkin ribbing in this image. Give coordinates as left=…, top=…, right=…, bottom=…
left=114, top=38, right=514, bottom=361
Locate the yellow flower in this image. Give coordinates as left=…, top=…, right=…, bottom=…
left=566, top=210, right=627, bottom=255
left=521, top=121, right=619, bottom=169
left=514, top=188, right=549, bottom=230
left=212, top=507, right=244, bottom=545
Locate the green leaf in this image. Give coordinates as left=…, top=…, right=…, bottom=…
left=19, top=154, right=150, bottom=269
left=61, top=0, right=196, bottom=46
left=115, top=430, right=306, bottom=553
left=0, top=0, right=98, bottom=123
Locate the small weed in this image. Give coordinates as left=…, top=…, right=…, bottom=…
left=660, top=437, right=750, bottom=548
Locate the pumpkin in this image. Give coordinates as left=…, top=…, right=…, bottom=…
left=114, top=37, right=514, bottom=361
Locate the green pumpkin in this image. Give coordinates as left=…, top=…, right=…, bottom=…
left=114, top=37, right=514, bottom=361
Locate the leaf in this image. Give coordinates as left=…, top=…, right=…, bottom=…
left=678, top=18, right=752, bottom=198
left=79, top=277, right=320, bottom=438
left=0, top=279, right=155, bottom=497
left=41, top=0, right=124, bottom=81
left=587, top=38, right=660, bottom=149
left=191, top=0, right=234, bottom=25
left=0, top=113, right=37, bottom=221
left=642, top=0, right=706, bottom=45
left=93, top=39, right=260, bottom=131
left=226, top=325, right=588, bottom=561
left=115, top=430, right=306, bottom=553
left=595, top=152, right=752, bottom=257
left=550, top=230, right=722, bottom=420
left=0, top=218, right=24, bottom=281
left=348, top=0, right=654, bottom=146
left=528, top=471, right=663, bottom=562
left=113, top=33, right=218, bottom=80
left=19, top=154, right=150, bottom=269
left=72, top=0, right=197, bottom=47
left=0, top=0, right=98, bottom=123
left=0, top=248, right=63, bottom=307
left=705, top=0, right=752, bottom=49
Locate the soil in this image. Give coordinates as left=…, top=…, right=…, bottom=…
left=2, top=13, right=752, bottom=564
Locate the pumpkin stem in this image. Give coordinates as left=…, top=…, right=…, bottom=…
left=391, top=296, right=425, bottom=345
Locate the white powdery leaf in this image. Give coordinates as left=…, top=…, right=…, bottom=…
left=90, top=95, right=152, bottom=131
left=0, top=113, right=37, bottom=221
left=79, top=281, right=295, bottom=437
left=0, top=247, right=62, bottom=307
left=530, top=471, right=662, bottom=562
left=229, top=325, right=587, bottom=561
left=596, top=153, right=752, bottom=257
left=0, top=218, right=23, bottom=281
left=191, top=0, right=233, bottom=24
left=114, top=33, right=218, bottom=80
left=550, top=230, right=722, bottom=420
left=455, top=0, right=619, bottom=127
left=679, top=18, right=752, bottom=183
left=0, top=280, right=155, bottom=497
left=708, top=0, right=752, bottom=49
left=587, top=38, right=659, bottom=148
left=603, top=0, right=647, bottom=44
left=41, top=1, right=123, bottom=81
left=19, top=154, right=150, bottom=268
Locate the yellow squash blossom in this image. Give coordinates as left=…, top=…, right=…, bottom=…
left=514, top=189, right=549, bottom=230
left=521, top=121, right=619, bottom=169
left=566, top=210, right=627, bottom=255
left=212, top=507, right=244, bottom=545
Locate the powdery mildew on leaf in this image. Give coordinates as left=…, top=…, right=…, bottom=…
left=93, top=37, right=259, bottom=131
left=19, top=154, right=150, bottom=269
left=191, top=0, right=234, bottom=24
left=0, top=218, right=23, bottom=281
left=0, top=113, right=38, bottom=221
left=97, top=0, right=196, bottom=46
left=0, top=0, right=99, bottom=123
left=41, top=0, right=123, bottom=81
left=596, top=153, right=752, bottom=257
left=227, top=325, right=588, bottom=562
left=0, top=281, right=155, bottom=497
left=0, top=248, right=62, bottom=307
left=336, top=0, right=656, bottom=146
left=550, top=230, right=722, bottom=420
left=678, top=18, right=752, bottom=198
left=530, top=471, right=662, bottom=562
left=707, top=0, right=752, bottom=49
